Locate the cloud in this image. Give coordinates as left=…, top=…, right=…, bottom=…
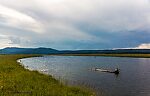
left=135, top=43, right=150, bottom=49
left=0, top=35, right=20, bottom=48
left=30, top=0, right=150, bottom=32
left=0, top=0, right=150, bottom=49
left=0, top=4, right=44, bottom=33
left=1, top=0, right=150, bottom=32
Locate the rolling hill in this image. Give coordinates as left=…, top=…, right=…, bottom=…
left=0, top=47, right=150, bottom=54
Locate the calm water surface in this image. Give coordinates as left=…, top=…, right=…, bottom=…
left=20, top=56, right=150, bottom=96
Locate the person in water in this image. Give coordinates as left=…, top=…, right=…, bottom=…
left=114, top=68, right=119, bottom=74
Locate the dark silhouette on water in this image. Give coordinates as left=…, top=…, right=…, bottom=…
left=113, top=68, right=120, bottom=74
left=95, top=68, right=120, bottom=74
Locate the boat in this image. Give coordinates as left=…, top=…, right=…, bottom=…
left=95, top=68, right=120, bottom=74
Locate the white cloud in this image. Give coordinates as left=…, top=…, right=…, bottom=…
left=29, top=0, right=150, bottom=32
left=135, top=43, right=150, bottom=49
left=1, top=0, right=150, bottom=33
left=0, top=0, right=150, bottom=49
left=0, top=4, right=44, bottom=33
left=0, top=35, right=20, bottom=48
left=1, top=0, right=150, bottom=32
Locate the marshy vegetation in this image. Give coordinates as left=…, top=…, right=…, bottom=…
left=0, top=55, right=94, bottom=96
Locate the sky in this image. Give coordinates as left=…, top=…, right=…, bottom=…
left=0, top=0, right=150, bottom=49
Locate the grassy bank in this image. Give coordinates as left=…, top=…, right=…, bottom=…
left=57, top=54, right=150, bottom=58
left=0, top=55, right=94, bottom=96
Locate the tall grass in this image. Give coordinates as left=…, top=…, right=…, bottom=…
left=0, top=55, right=95, bottom=96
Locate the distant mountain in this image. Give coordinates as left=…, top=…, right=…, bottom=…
left=0, top=47, right=59, bottom=54
left=0, top=47, right=150, bottom=54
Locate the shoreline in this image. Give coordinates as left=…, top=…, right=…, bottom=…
left=0, top=54, right=94, bottom=96
left=52, top=53, right=150, bottom=58
left=1, top=54, right=150, bottom=96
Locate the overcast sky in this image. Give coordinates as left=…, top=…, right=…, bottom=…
left=0, top=0, right=150, bottom=49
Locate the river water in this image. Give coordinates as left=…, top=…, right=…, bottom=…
left=20, top=56, right=150, bottom=96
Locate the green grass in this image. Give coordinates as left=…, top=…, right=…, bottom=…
left=0, top=54, right=95, bottom=96
left=1, top=54, right=149, bottom=96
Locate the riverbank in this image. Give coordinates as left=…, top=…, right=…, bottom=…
left=0, top=55, right=94, bottom=96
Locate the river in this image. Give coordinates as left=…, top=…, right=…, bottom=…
left=20, top=56, right=150, bottom=96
